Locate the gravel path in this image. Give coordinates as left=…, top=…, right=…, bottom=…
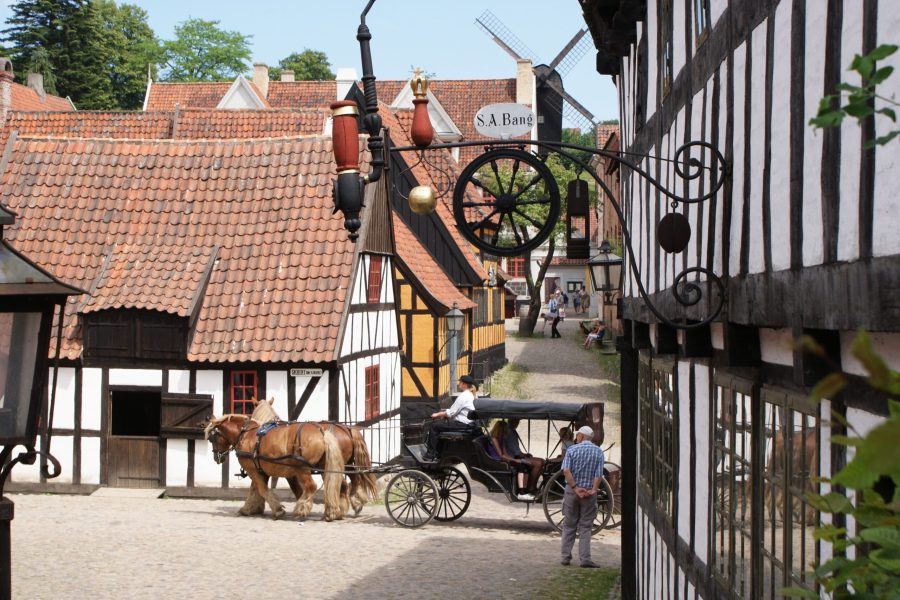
left=10, top=485, right=620, bottom=600
left=503, top=317, right=622, bottom=465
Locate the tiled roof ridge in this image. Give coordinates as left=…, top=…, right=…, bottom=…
left=14, top=132, right=339, bottom=145
left=7, top=107, right=329, bottom=115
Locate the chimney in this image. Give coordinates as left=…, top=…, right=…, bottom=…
left=0, top=58, right=14, bottom=123
left=280, top=69, right=295, bottom=82
left=336, top=67, right=358, bottom=101
left=516, top=58, right=534, bottom=106
left=252, top=62, right=269, bottom=98
left=27, top=72, right=45, bottom=99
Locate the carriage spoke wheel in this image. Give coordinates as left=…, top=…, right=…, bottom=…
left=453, top=149, right=561, bottom=257
left=385, top=469, right=438, bottom=528
left=433, top=467, right=471, bottom=522
left=543, top=470, right=614, bottom=535
left=603, top=462, right=623, bottom=529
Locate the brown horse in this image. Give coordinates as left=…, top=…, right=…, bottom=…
left=766, top=427, right=818, bottom=524
left=204, top=415, right=346, bottom=521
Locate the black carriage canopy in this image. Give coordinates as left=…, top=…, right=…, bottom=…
left=469, top=399, right=602, bottom=422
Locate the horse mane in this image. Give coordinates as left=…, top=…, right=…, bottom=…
left=251, top=397, right=281, bottom=424
left=203, top=415, right=234, bottom=440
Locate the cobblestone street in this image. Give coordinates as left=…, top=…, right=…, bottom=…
left=10, top=318, right=621, bottom=600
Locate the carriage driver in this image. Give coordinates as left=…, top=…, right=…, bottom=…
left=424, top=375, right=478, bottom=461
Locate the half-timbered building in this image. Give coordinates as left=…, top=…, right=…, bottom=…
left=581, top=0, right=900, bottom=597
left=1, top=134, right=400, bottom=493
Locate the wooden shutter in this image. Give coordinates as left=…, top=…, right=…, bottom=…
left=160, top=393, right=214, bottom=438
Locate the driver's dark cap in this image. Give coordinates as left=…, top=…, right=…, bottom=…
left=458, top=375, right=476, bottom=385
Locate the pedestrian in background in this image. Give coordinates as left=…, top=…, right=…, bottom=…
left=549, top=291, right=562, bottom=338
left=559, top=425, right=605, bottom=568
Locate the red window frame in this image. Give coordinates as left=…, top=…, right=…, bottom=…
left=364, top=364, right=380, bottom=420
left=507, top=256, right=525, bottom=278
left=230, top=371, right=258, bottom=415
left=367, top=255, right=383, bottom=303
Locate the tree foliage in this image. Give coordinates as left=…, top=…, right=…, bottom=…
left=784, top=332, right=900, bottom=598
left=559, top=127, right=595, bottom=171
left=160, top=18, right=251, bottom=82
left=2, top=0, right=158, bottom=109
left=269, top=49, right=334, bottom=81
left=812, top=43, right=899, bottom=147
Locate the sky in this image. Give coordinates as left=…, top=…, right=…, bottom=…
left=0, top=0, right=619, bottom=122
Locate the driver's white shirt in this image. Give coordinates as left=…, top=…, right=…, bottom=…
left=446, top=389, right=476, bottom=425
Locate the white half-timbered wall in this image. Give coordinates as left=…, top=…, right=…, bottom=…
left=337, top=253, right=402, bottom=466
left=604, top=0, right=900, bottom=597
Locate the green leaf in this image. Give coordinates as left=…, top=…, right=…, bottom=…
left=814, top=524, right=847, bottom=541
left=869, top=548, right=900, bottom=573
left=871, top=66, right=895, bottom=86
left=869, top=44, right=899, bottom=61
left=870, top=131, right=900, bottom=147
left=830, top=434, right=862, bottom=448
left=833, top=458, right=879, bottom=489
left=852, top=330, right=893, bottom=390
left=823, top=491, right=854, bottom=513
left=810, top=372, right=847, bottom=402
left=879, top=107, right=898, bottom=122
left=859, top=526, right=900, bottom=550
left=845, top=101, right=875, bottom=119
left=852, top=53, right=875, bottom=80
left=889, top=399, right=900, bottom=419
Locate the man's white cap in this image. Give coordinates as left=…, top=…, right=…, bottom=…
left=576, top=425, right=594, bottom=437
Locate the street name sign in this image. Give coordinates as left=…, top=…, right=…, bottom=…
left=290, top=368, right=324, bottom=377
left=474, top=103, right=535, bottom=140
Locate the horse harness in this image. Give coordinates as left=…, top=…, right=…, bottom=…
left=233, top=418, right=325, bottom=476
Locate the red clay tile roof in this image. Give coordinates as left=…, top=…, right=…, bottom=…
left=380, top=105, right=487, bottom=281
left=81, top=242, right=216, bottom=318
left=595, top=123, right=619, bottom=149
left=9, top=81, right=73, bottom=111
left=0, top=135, right=364, bottom=364
left=267, top=81, right=338, bottom=108
left=144, top=81, right=270, bottom=111
left=392, top=213, right=475, bottom=312
left=0, top=108, right=328, bottom=146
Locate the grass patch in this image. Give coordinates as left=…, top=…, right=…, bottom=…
left=532, top=567, right=620, bottom=599
left=595, top=352, right=620, bottom=383
left=490, top=363, right=529, bottom=399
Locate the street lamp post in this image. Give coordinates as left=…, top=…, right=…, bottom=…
left=588, top=240, right=624, bottom=306
left=0, top=210, right=81, bottom=600
left=444, top=302, right=465, bottom=396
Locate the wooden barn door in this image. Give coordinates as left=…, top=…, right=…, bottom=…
left=107, top=388, right=161, bottom=488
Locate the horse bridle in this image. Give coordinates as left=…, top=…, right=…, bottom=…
left=207, top=417, right=254, bottom=464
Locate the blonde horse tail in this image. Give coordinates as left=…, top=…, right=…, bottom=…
left=322, top=429, right=345, bottom=520
left=352, top=431, right=378, bottom=501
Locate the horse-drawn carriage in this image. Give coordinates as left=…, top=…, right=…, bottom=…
left=383, top=398, right=619, bottom=531
left=205, top=397, right=619, bottom=532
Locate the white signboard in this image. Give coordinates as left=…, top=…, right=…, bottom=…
left=290, top=368, right=324, bottom=378
left=474, top=103, right=535, bottom=140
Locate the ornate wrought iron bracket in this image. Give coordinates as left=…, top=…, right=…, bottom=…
left=0, top=445, right=61, bottom=497
left=389, top=139, right=728, bottom=330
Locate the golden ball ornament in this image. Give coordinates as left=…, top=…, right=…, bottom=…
left=408, top=185, right=437, bottom=215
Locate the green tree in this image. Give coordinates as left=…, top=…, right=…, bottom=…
left=3, top=0, right=120, bottom=108
left=97, top=1, right=160, bottom=109
left=161, top=18, right=251, bottom=82
left=269, top=49, right=334, bottom=81
left=559, top=127, right=595, bottom=171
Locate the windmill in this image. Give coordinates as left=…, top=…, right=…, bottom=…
left=475, top=10, right=597, bottom=144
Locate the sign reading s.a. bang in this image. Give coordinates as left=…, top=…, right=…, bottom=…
left=474, top=103, right=536, bottom=140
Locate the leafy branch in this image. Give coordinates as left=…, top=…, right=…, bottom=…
left=784, top=332, right=900, bottom=598
left=811, top=44, right=900, bottom=147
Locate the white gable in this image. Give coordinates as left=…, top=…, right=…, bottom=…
left=217, top=75, right=267, bottom=109
left=389, top=82, right=462, bottom=142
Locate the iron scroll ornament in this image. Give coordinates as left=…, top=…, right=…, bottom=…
left=391, top=139, right=728, bottom=330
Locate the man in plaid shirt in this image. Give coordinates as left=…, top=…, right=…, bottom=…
left=560, top=425, right=605, bottom=567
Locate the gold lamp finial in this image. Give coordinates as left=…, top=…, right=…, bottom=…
left=410, top=68, right=429, bottom=99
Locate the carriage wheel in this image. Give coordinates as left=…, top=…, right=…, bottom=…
left=542, top=470, right=614, bottom=535
left=385, top=469, right=438, bottom=528
left=452, top=148, right=561, bottom=257
left=433, top=467, right=471, bottom=522
left=603, top=462, right=623, bottom=529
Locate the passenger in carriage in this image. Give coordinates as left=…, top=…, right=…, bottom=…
left=486, top=420, right=532, bottom=500
left=505, top=419, right=545, bottom=500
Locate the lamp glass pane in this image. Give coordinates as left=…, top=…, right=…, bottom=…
left=0, top=312, right=41, bottom=440
left=609, top=261, right=623, bottom=290
left=446, top=310, right=464, bottom=333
